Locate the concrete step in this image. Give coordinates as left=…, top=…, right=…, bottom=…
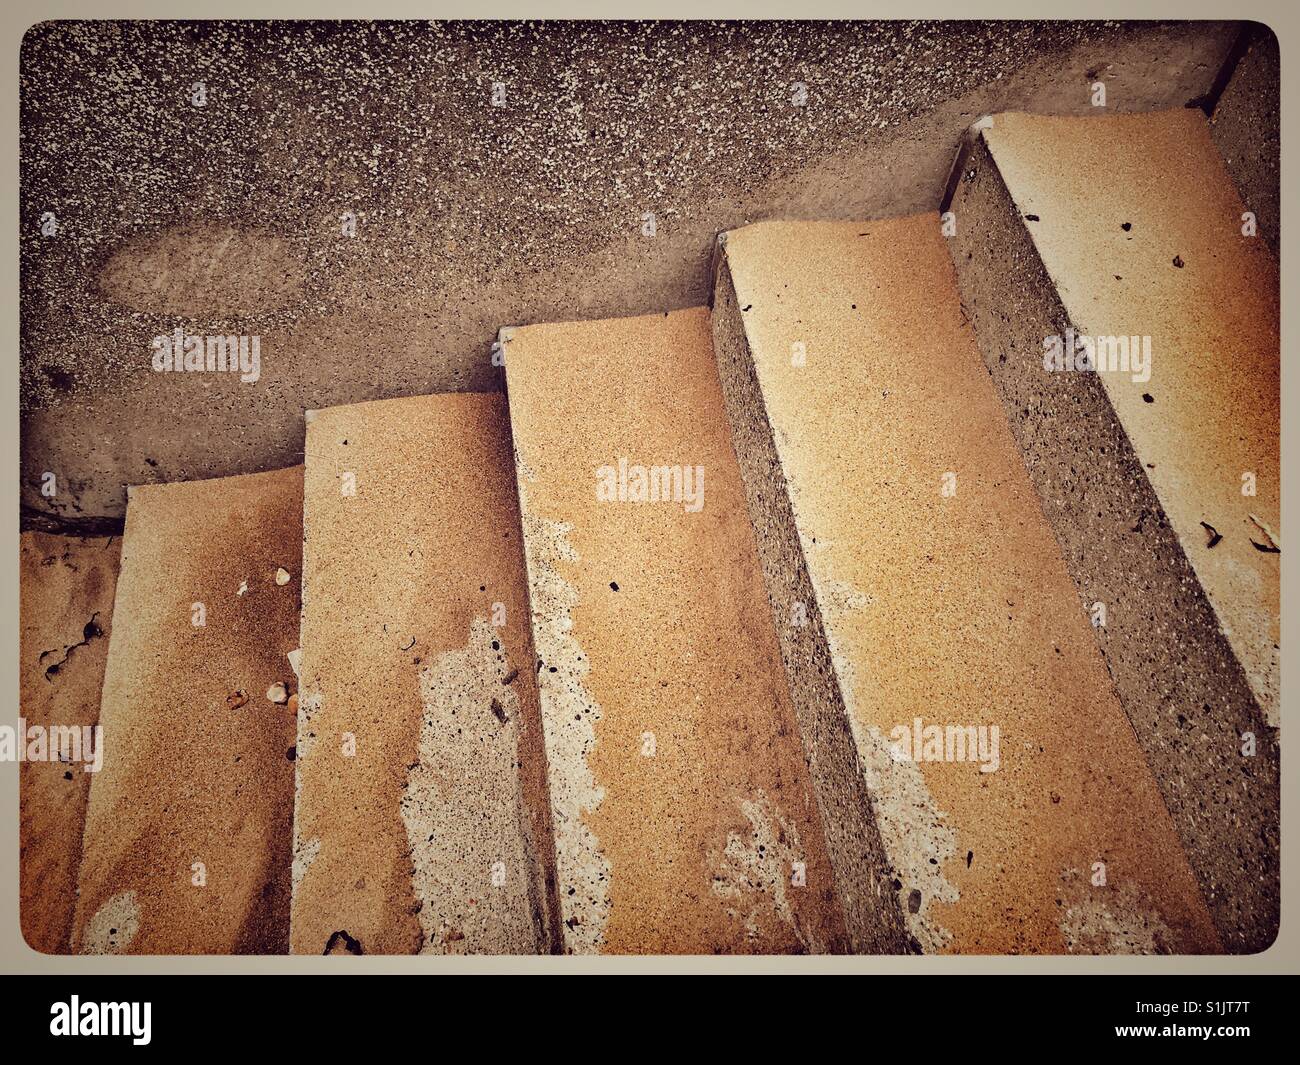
left=713, top=216, right=1221, bottom=953
left=501, top=307, right=898, bottom=954
left=19, top=532, right=121, bottom=953
left=289, top=393, right=560, bottom=955
left=71, top=468, right=302, bottom=954
left=947, top=108, right=1279, bottom=951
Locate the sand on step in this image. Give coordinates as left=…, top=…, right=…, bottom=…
left=502, top=307, right=892, bottom=954
left=19, top=532, right=121, bottom=953
left=289, top=393, right=560, bottom=956
left=71, top=467, right=301, bottom=954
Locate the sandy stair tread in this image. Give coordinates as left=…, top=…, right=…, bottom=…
left=712, top=215, right=1222, bottom=954
left=289, top=392, right=560, bottom=956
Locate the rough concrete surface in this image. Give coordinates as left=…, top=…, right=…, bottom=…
left=290, top=393, right=560, bottom=955
left=19, top=532, right=121, bottom=954
left=1211, top=24, right=1280, bottom=254
left=948, top=111, right=1278, bottom=951
left=715, top=218, right=1220, bottom=954
left=71, top=467, right=302, bottom=954
left=504, top=308, right=857, bottom=954
left=20, top=20, right=1236, bottom=528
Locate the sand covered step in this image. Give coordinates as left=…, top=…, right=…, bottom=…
left=713, top=217, right=1221, bottom=955
left=289, top=393, right=560, bottom=956
left=71, top=468, right=302, bottom=954
left=19, top=533, right=121, bottom=953
left=947, top=109, right=1278, bottom=951
left=501, top=307, right=897, bottom=954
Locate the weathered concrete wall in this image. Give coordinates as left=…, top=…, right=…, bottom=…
left=20, top=19, right=1237, bottom=529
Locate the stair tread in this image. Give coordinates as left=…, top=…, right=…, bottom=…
left=504, top=308, right=849, bottom=954
left=718, top=216, right=1219, bottom=953
left=983, top=108, right=1279, bottom=723
left=19, top=532, right=121, bottom=954
left=73, top=468, right=301, bottom=954
left=290, top=393, right=557, bottom=956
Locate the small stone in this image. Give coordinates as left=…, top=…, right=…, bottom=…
left=275, top=567, right=291, bottom=585
left=266, top=682, right=289, bottom=704
left=226, top=690, right=249, bottom=710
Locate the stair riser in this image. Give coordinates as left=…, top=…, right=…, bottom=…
left=73, top=469, right=301, bottom=955
left=504, top=309, right=853, bottom=954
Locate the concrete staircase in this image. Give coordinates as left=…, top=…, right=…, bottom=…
left=20, top=103, right=1278, bottom=955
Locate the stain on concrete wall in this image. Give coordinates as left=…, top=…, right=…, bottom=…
left=401, top=618, right=545, bottom=954
left=79, top=891, right=141, bottom=955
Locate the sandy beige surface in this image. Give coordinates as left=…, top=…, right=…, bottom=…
left=985, top=110, right=1280, bottom=727
left=19, top=532, right=121, bottom=954
left=290, top=393, right=559, bottom=955
left=504, top=307, right=849, bottom=954
left=720, top=217, right=1220, bottom=953
left=71, top=468, right=302, bottom=954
